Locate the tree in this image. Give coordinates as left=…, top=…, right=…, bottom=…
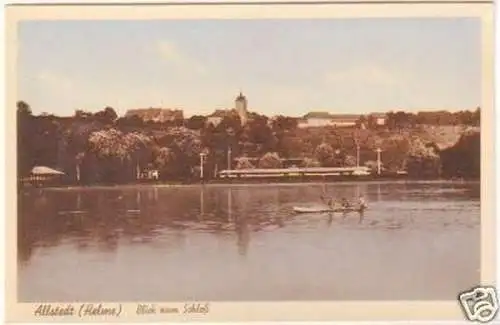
left=204, top=115, right=243, bottom=170
left=344, top=155, right=357, bottom=167
left=116, top=115, right=144, bottom=130
left=301, top=157, right=321, bottom=168
left=278, top=136, right=304, bottom=158
left=124, top=132, right=153, bottom=179
left=271, top=116, right=298, bottom=131
left=156, top=127, right=203, bottom=179
left=94, top=106, right=118, bottom=124
left=186, top=115, right=207, bottom=130
left=104, top=106, right=118, bottom=121
left=235, top=157, right=255, bottom=170
left=379, top=135, right=410, bottom=172
left=153, top=147, right=176, bottom=179
left=61, top=119, right=105, bottom=183
left=406, top=137, right=441, bottom=178
left=29, top=116, right=62, bottom=170
left=472, top=107, right=480, bottom=126
left=314, top=143, right=334, bottom=167
left=364, top=160, right=379, bottom=173
left=87, top=128, right=145, bottom=182
left=366, top=115, right=377, bottom=129
left=17, top=101, right=34, bottom=176
left=356, top=115, right=367, bottom=129
left=440, top=130, right=480, bottom=179
left=74, top=109, right=93, bottom=120
left=88, top=129, right=129, bottom=159
left=17, top=101, right=32, bottom=117
left=258, top=152, right=282, bottom=169
left=244, top=115, right=277, bottom=155
left=391, top=111, right=416, bottom=129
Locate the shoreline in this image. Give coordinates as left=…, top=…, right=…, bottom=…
left=20, top=178, right=481, bottom=191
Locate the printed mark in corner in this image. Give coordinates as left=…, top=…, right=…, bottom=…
left=458, top=285, right=499, bottom=323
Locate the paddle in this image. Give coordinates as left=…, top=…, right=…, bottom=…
left=320, top=183, right=328, bottom=204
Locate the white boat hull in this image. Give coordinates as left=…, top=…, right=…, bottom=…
left=293, top=206, right=366, bottom=214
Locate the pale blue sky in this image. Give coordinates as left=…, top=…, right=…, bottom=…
left=18, top=18, right=480, bottom=117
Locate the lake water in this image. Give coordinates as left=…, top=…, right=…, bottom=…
left=18, top=181, right=480, bottom=302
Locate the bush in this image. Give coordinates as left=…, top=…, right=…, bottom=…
left=258, top=152, right=282, bottom=169
left=235, top=157, right=256, bottom=170
left=301, top=157, right=321, bottom=168
left=314, top=143, right=334, bottom=167
left=406, top=137, right=441, bottom=178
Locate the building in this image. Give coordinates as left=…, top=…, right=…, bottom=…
left=125, top=108, right=184, bottom=123
left=298, top=112, right=361, bottom=128
left=369, top=112, right=387, bottom=126
left=218, top=166, right=372, bottom=179
left=21, top=166, right=65, bottom=187
left=298, top=112, right=333, bottom=128
left=205, top=109, right=228, bottom=127
left=205, top=92, right=250, bottom=127
left=235, top=92, right=249, bottom=126
left=330, top=114, right=360, bottom=127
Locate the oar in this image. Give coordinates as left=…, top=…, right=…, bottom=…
left=320, top=183, right=327, bottom=203
left=321, top=182, right=328, bottom=196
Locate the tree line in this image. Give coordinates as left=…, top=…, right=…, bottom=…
left=17, top=101, right=480, bottom=184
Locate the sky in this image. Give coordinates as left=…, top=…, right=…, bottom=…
left=18, top=18, right=481, bottom=118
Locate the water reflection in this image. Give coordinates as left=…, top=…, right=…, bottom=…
left=18, top=181, right=481, bottom=301
left=18, top=182, right=481, bottom=263
left=227, top=188, right=232, bottom=222
left=200, top=186, right=205, bottom=219
left=358, top=210, right=365, bottom=223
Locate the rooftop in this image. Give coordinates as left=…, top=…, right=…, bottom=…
left=235, top=92, right=247, bottom=101
left=31, top=166, right=65, bottom=175
left=208, top=109, right=239, bottom=117
left=303, top=112, right=361, bottom=120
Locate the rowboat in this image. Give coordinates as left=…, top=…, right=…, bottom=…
left=293, top=206, right=366, bottom=214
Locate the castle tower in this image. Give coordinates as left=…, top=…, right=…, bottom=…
left=235, top=91, right=248, bottom=126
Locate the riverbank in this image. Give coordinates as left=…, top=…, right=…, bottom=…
left=18, top=177, right=480, bottom=191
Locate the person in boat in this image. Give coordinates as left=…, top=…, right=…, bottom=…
left=341, top=197, right=351, bottom=209
left=358, top=196, right=368, bottom=210
left=320, top=195, right=336, bottom=210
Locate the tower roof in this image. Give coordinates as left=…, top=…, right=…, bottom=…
left=236, top=91, right=246, bottom=101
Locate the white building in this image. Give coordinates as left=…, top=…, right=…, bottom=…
left=298, top=112, right=361, bottom=128
left=205, top=92, right=250, bottom=127
left=369, top=113, right=387, bottom=126
left=235, top=92, right=249, bottom=126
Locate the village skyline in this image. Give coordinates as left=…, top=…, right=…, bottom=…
left=22, top=95, right=481, bottom=133
left=24, top=89, right=480, bottom=120
left=19, top=18, right=480, bottom=117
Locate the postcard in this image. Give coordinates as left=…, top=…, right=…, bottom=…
left=4, top=1, right=496, bottom=323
